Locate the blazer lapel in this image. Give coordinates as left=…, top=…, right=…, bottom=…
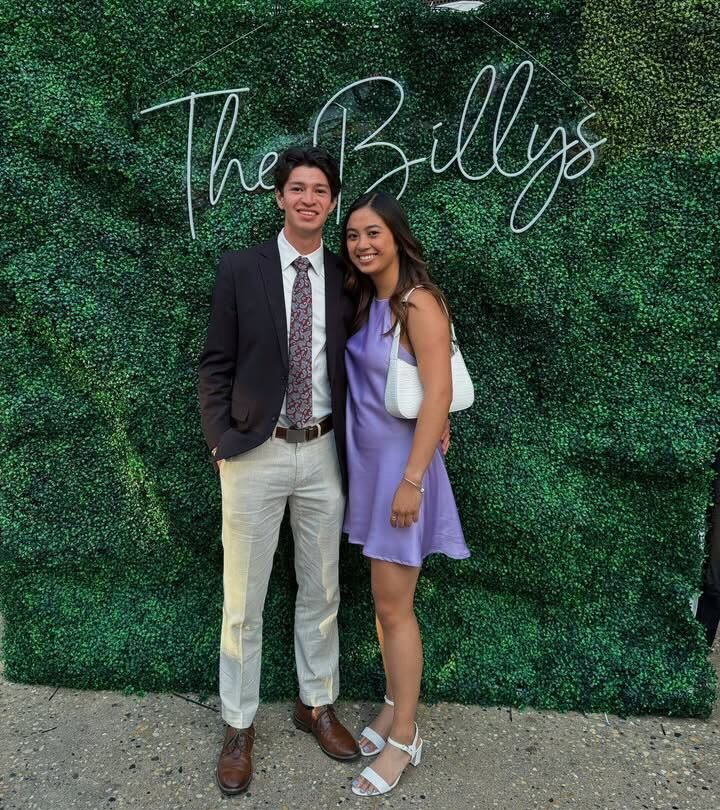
left=258, top=239, right=288, bottom=371
left=324, top=247, right=343, bottom=382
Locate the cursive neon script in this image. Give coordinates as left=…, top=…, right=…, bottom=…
left=139, top=60, right=606, bottom=239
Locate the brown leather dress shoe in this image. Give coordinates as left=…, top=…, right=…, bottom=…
left=215, top=724, right=255, bottom=795
left=293, top=698, right=360, bottom=761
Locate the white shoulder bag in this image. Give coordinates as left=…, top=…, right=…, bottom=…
left=384, top=286, right=475, bottom=419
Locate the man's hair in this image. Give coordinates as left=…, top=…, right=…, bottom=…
left=273, top=146, right=341, bottom=200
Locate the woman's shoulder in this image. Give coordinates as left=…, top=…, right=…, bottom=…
left=403, top=286, right=447, bottom=317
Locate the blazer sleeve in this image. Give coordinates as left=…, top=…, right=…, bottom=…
left=198, top=253, right=238, bottom=451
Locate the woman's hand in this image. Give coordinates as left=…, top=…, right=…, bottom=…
left=440, top=417, right=451, bottom=455
left=390, top=479, right=423, bottom=528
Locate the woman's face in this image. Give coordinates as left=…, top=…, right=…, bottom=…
left=345, top=206, right=399, bottom=277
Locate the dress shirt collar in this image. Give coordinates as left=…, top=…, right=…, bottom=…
left=277, top=229, right=325, bottom=278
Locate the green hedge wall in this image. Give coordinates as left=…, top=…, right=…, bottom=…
left=1, top=0, right=718, bottom=716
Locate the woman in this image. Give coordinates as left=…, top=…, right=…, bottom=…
left=341, top=191, right=470, bottom=797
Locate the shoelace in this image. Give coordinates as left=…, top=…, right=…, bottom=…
left=224, top=730, right=251, bottom=753
left=314, top=705, right=338, bottom=727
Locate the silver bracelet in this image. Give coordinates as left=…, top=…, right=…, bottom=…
left=402, top=476, right=425, bottom=495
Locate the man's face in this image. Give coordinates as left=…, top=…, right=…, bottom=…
left=275, top=166, right=337, bottom=239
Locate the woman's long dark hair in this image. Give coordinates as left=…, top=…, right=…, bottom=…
left=340, top=191, right=450, bottom=337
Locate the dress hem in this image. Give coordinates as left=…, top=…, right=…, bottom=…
left=347, top=536, right=470, bottom=566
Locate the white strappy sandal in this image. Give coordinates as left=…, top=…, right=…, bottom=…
left=351, top=722, right=423, bottom=797
left=358, top=695, right=394, bottom=756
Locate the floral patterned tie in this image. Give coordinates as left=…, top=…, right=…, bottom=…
left=286, top=256, right=313, bottom=427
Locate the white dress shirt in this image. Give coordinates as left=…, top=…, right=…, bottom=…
left=277, top=229, right=332, bottom=427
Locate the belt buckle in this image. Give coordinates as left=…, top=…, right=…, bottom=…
left=285, top=427, right=305, bottom=443
left=282, top=418, right=325, bottom=443
left=286, top=424, right=321, bottom=443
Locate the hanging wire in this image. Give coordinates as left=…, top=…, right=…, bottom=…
left=137, top=1, right=301, bottom=113
left=139, top=1, right=594, bottom=114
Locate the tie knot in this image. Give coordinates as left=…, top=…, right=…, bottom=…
left=292, top=256, right=311, bottom=274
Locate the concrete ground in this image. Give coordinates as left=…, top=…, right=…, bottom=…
left=1, top=646, right=718, bottom=810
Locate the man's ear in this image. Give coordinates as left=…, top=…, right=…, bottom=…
left=275, top=188, right=285, bottom=210
left=329, top=196, right=338, bottom=215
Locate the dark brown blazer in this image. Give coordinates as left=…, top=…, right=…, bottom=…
left=198, top=237, right=353, bottom=488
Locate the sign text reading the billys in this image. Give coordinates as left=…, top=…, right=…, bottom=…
left=140, top=60, right=606, bottom=239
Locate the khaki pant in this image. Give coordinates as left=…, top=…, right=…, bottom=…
left=218, top=430, right=345, bottom=729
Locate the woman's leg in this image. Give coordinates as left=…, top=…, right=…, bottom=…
left=376, top=614, right=393, bottom=698
left=354, top=559, right=422, bottom=792
left=358, top=615, right=395, bottom=753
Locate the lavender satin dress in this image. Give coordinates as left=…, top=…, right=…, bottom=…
left=342, top=298, right=470, bottom=566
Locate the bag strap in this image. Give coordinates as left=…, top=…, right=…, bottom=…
left=401, top=285, right=425, bottom=304
left=399, top=286, right=458, bottom=344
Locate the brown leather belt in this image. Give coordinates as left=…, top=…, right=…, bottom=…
left=274, top=415, right=333, bottom=443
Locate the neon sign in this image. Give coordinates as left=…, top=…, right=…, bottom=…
left=140, top=60, right=606, bottom=239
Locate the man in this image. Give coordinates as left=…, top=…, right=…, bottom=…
left=198, top=146, right=359, bottom=795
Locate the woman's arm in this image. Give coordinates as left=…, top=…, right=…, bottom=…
left=390, top=289, right=453, bottom=528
